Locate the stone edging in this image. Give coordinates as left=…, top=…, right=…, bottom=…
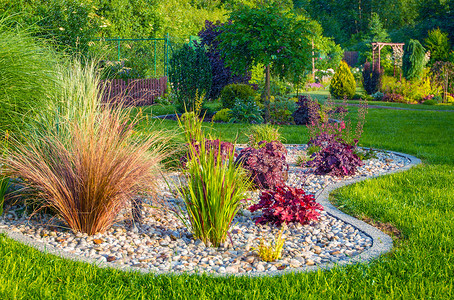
left=0, top=150, right=421, bottom=277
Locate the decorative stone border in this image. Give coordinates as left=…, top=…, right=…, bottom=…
left=0, top=149, right=421, bottom=277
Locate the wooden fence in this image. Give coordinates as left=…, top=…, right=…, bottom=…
left=101, top=77, right=167, bottom=106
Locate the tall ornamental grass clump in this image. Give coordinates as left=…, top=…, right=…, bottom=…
left=0, top=18, right=59, bottom=137
left=3, top=61, right=171, bottom=235
left=176, top=113, right=251, bottom=247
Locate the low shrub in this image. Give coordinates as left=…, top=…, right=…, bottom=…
left=382, top=93, right=405, bottom=103
left=422, top=99, right=437, bottom=105
left=229, top=97, right=263, bottom=124
left=247, top=124, right=282, bottom=148
left=249, top=184, right=323, bottom=226
left=268, top=96, right=296, bottom=125
left=212, top=108, right=232, bottom=123
left=235, top=141, right=288, bottom=189
left=371, top=91, right=384, bottom=101
left=220, top=83, right=256, bottom=109
left=329, top=61, right=356, bottom=99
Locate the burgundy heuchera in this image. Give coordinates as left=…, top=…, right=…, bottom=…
left=249, top=185, right=324, bottom=226
left=235, top=141, right=288, bottom=189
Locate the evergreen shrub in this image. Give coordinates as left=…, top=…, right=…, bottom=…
left=212, top=108, right=231, bottom=123
left=169, top=44, right=212, bottom=112
left=329, top=61, right=356, bottom=99
left=403, top=39, right=427, bottom=81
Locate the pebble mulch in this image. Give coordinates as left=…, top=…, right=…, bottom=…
left=0, top=145, right=410, bottom=275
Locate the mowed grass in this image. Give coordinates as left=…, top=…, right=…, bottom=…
left=1, top=108, right=454, bottom=299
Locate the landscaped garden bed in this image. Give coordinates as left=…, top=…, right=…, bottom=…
left=0, top=145, right=413, bottom=276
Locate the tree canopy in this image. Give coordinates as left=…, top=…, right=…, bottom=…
left=218, top=5, right=312, bottom=84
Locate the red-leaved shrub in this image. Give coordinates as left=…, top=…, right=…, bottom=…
left=249, top=185, right=323, bottom=226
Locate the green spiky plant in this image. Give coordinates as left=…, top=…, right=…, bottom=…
left=175, top=110, right=251, bottom=247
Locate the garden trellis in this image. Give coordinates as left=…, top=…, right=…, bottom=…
left=371, top=42, right=405, bottom=79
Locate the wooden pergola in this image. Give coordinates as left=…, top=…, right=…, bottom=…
left=372, top=42, right=405, bottom=77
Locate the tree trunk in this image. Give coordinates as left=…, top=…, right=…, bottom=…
left=264, top=64, right=271, bottom=123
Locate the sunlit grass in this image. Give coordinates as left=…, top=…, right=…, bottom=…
left=1, top=102, right=454, bottom=299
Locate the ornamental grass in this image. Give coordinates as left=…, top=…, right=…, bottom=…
left=0, top=17, right=60, bottom=137
left=176, top=112, right=251, bottom=247
left=3, top=60, right=172, bottom=235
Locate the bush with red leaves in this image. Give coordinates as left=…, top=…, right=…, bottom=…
left=235, top=141, right=288, bottom=189
left=249, top=185, right=323, bottom=226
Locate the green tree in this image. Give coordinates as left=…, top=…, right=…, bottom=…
left=94, top=0, right=160, bottom=38
left=360, top=12, right=393, bottom=72
left=218, top=4, right=312, bottom=121
left=35, top=0, right=99, bottom=55
left=425, top=28, right=451, bottom=64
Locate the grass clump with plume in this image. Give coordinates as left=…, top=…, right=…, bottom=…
left=3, top=60, right=172, bottom=235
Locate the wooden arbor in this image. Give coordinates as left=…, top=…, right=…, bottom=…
left=372, top=42, right=404, bottom=78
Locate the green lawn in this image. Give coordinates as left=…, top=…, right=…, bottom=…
left=1, top=107, right=454, bottom=299
left=303, top=88, right=454, bottom=111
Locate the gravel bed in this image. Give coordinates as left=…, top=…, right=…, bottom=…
left=0, top=145, right=412, bottom=276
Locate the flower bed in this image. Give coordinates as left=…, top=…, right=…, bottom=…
left=0, top=145, right=411, bottom=275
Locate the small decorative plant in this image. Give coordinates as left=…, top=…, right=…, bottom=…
left=235, top=141, right=288, bottom=190
left=247, top=124, right=282, bottom=148
left=253, top=226, right=286, bottom=262
left=229, top=97, right=263, bottom=124
left=249, top=185, right=323, bottom=226
left=295, top=150, right=312, bottom=167
left=307, top=133, right=364, bottom=177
